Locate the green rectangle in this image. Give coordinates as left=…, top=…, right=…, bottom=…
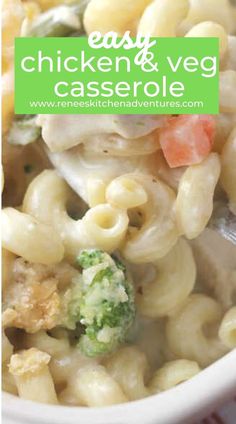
left=15, top=37, right=219, bottom=114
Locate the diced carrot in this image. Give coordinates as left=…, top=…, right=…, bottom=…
left=159, top=115, right=215, bottom=168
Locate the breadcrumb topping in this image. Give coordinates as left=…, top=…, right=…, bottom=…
left=9, top=348, right=50, bottom=376
left=3, top=258, right=80, bottom=333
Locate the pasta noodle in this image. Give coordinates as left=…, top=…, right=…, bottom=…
left=219, top=307, right=236, bottom=349
left=25, top=331, right=95, bottom=387
left=166, top=294, right=228, bottom=367
left=138, top=0, right=189, bottom=37
left=221, top=127, right=236, bottom=213
left=82, top=203, right=128, bottom=251
left=120, top=174, right=179, bottom=263
left=106, top=175, right=148, bottom=210
left=2, top=69, right=14, bottom=134
left=175, top=153, right=221, bottom=239
left=105, top=346, right=149, bottom=400
left=86, top=178, right=107, bottom=207
left=9, top=348, right=58, bottom=404
left=31, top=0, right=75, bottom=12
left=213, top=113, right=236, bottom=153
left=149, top=359, right=201, bottom=392
left=84, top=0, right=152, bottom=36
left=25, top=330, right=71, bottom=357
left=178, top=0, right=236, bottom=35
left=23, top=170, right=129, bottom=259
left=2, top=0, right=25, bottom=72
left=186, top=22, right=228, bottom=58
left=220, top=71, right=236, bottom=113
left=1, top=207, right=65, bottom=264
left=222, top=36, right=236, bottom=71
left=136, top=238, right=196, bottom=318
left=62, top=364, right=127, bottom=406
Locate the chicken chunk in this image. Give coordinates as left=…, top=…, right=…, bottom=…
left=37, top=114, right=166, bottom=152
left=47, top=145, right=160, bottom=203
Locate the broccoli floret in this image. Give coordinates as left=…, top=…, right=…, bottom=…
left=76, top=249, right=105, bottom=269
left=65, top=249, right=135, bottom=357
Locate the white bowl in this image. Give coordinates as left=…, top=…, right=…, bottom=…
left=3, top=350, right=236, bottom=424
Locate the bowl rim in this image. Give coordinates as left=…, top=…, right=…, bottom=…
left=3, top=350, right=236, bottom=424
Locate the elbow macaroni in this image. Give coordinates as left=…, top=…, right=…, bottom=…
left=220, top=71, right=236, bottom=113
left=84, top=0, right=152, bottom=35
left=1, top=207, right=65, bottom=264
left=186, top=22, right=228, bottom=58
left=149, top=359, right=201, bottom=392
left=221, top=127, right=236, bottom=213
left=22, top=170, right=129, bottom=259
left=9, top=348, right=58, bottom=404
left=136, top=238, right=196, bottom=318
left=25, top=330, right=71, bottom=357
left=175, top=153, right=221, bottom=239
left=222, top=36, right=236, bottom=71
left=166, top=294, right=228, bottom=367
left=219, top=307, right=236, bottom=349
left=2, top=0, right=25, bottom=72
left=86, top=178, right=106, bottom=207
left=64, top=365, right=127, bottom=406
left=2, top=69, right=15, bottom=134
left=138, top=0, right=189, bottom=37
left=25, top=331, right=94, bottom=386
left=81, top=204, right=128, bottom=252
left=106, top=175, right=148, bottom=210
left=105, top=346, right=149, bottom=400
left=178, top=0, right=236, bottom=35
left=117, top=174, right=179, bottom=263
